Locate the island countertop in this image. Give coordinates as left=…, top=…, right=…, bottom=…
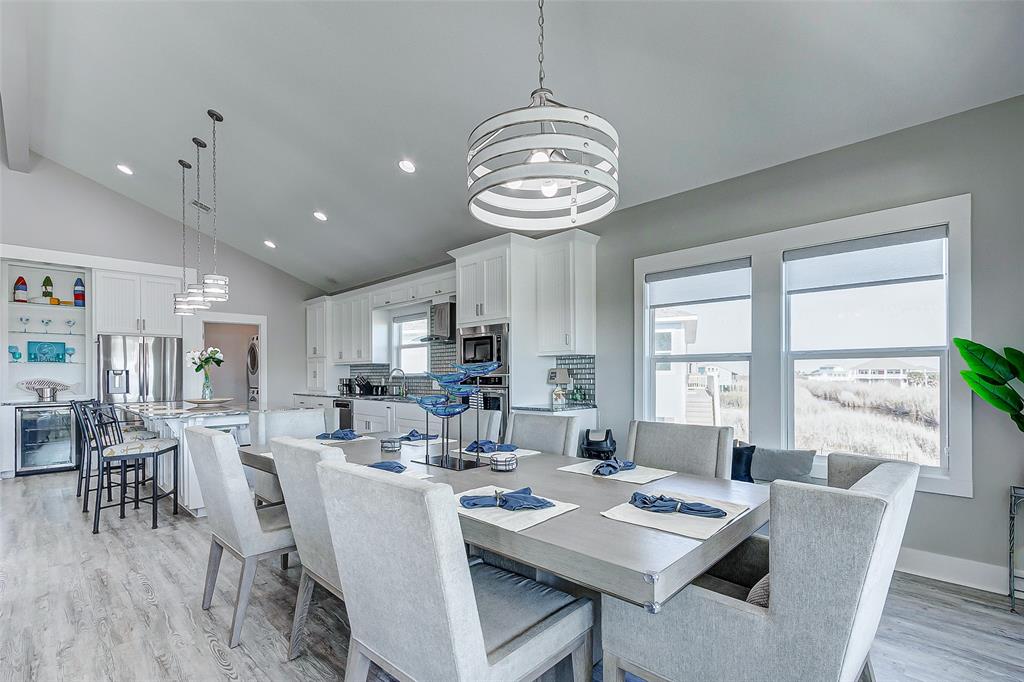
left=121, top=401, right=252, bottom=420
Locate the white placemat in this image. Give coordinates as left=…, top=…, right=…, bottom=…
left=601, top=492, right=749, bottom=540
left=461, top=448, right=542, bottom=458
left=455, top=485, right=578, bottom=532
left=302, top=436, right=375, bottom=446
left=557, top=460, right=676, bottom=484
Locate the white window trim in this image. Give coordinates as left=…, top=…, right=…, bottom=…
left=390, top=308, right=429, bottom=375
left=634, top=194, right=972, bottom=497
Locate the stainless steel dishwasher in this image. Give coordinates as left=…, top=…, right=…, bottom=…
left=334, top=399, right=354, bottom=430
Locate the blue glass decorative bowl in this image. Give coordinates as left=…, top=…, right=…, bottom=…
left=424, top=402, right=470, bottom=418
left=416, top=395, right=449, bottom=408
left=440, top=383, right=481, bottom=397
left=427, top=370, right=469, bottom=384
left=453, top=361, right=502, bottom=377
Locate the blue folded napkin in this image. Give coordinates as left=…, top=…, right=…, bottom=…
left=466, top=439, right=497, bottom=453
left=316, top=429, right=360, bottom=441
left=460, top=487, right=554, bottom=511
left=368, top=460, right=407, bottom=473
left=592, top=457, right=637, bottom=476
left=629, top=491, right=727, bottom=518
left=497, top=443, right=518, bottom=452
left=399, top=429, right=437, bottom=442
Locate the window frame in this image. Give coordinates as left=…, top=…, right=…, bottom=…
left=390, top=309, right=429, bottom=375
left=634, top=194, right=972, bottom=496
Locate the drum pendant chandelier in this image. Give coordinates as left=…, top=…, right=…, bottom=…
left=467, top=0, right=619, bottom=231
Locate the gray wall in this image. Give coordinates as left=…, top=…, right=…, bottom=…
left=0, top=154, right=324, bottom=407
left=203, top=322, right=259, bottom=403
left=585, top=95, right=1024, bottom=568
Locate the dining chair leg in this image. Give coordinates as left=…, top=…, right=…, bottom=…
left=106, top=461, right=113, bottom=502
left=344, top=640, right=372, bottom=682
left=82, top=451, right=93, bottom=512
left=858, top=655, right=876, bottom=682
left=229, top=556, right=258, bottom=648
left=151, top=454, right=159, bottom=529
left=570, top=633, right=593, bottom=682
left=133, top=458, right=141, bottom=510
left=281, top=552, right=289, bottom=570
left=172, top=448, right=179, bottom=515
left=92, top=460, right=105, bottom=534
left=202, top=539, right=224, bottom=610
left=602, top=653, right=627, bottom=682
left=75, top=444, right=85, bottom=498
left=119, top=460, right=127, bottom=518
left=287, top=568, right=316, bottom=660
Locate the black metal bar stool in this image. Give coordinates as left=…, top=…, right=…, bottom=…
left=82, top=404, right=180, bottom=534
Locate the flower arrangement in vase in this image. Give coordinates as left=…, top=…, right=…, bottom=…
left=187, top=347, right=224, bottom=400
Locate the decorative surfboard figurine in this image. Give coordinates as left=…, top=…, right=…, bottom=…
left=73, top=278, right=86, bottom=307
left=41, top=276, right=54, bottom=299
left=13, top=276, right=28, bottom=303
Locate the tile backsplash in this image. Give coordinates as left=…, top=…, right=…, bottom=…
left=555, top=354, right=596, bottom=404
left=349, top=306, right=455, bottom=395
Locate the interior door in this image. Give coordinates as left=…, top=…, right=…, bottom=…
left=94, top=271, right=141, bottom=334
left=139, top=276, right=182, bottom=336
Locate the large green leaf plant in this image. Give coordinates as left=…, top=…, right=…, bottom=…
left=953, top=338, right=1024, bottom=432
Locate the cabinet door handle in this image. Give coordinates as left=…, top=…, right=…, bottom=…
left=142, top=319, right=146, bottom=331
left=564, top=333, right=570, bottom=345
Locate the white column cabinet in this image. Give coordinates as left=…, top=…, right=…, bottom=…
left=306, top=300, right=327, bottom=358
left=307, top=358, right=326, bottom=391
left=535, top=230, right=599, bottom=356
left=95, top=270, right=181, bottom=336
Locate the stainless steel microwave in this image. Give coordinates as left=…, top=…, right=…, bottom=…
left=456, top=323, right=509, bottom=376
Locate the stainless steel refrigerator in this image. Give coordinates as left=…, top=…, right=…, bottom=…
left=97, top=335, right=183, bottom=404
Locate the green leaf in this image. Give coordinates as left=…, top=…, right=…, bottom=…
left=194, top=365, right=204, bottom=373
left=1004, top=347, right=1024, bottom=380
left=961, top=370, right=1024, bottom=414
left=953, top=338, right=1015, bottom=384
left=1012, top=412, right=1024, bottom=434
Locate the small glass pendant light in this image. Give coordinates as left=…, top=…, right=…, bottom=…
left=200, top=109, right=229, bottom=303
left=187, top=137, right=211, bottom=310
left=173, top=159, right=195, bottom=316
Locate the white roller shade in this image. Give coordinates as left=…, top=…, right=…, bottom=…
left=646, top=258, right=751, bottom=307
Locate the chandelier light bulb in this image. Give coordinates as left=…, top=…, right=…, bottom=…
left=528, top=150, right=550, bottom=164
left=503, top=180, right=524, bottom=190
left=540, top=180, right=559, bottom=197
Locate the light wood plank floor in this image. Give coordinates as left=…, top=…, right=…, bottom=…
left=1, top=472, right=1022, bottom=681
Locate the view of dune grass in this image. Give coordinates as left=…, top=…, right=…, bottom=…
left=794, top=378, right=941, bottom=466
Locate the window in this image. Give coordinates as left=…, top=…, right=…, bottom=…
left=392, top=312, right=428, bottom=374
left=635, top=195, right=972, bottom=496
left=785, top=227, right=948, bottom=468
left=645, top=259, right=751, bottom=441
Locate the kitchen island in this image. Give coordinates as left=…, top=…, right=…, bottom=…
left=122, top=402, right=302, bottom=517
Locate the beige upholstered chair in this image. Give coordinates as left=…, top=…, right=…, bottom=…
left=247, top=408, right=326, bottom=504
left=185, top=426, right=297, bottom=648
left=601, top=452, right=919, bottom=682
left=622, top=420, right=733, bottom=478
left=505, top=412, right=579, bottom=456
left=317, top=459, right=594, bottom=682
left=270, top=437, right=346, bottom=660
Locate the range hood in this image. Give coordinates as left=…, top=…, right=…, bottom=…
left=420, top=302, right=456, bottom=343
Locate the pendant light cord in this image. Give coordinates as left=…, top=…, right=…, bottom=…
left=181, top=164, right=188, bottom=284
left=194, top=144, right=202, bottom=281
left=537, top=0, right=545, bottom=90
left=210, top=116, right=218, bottom=275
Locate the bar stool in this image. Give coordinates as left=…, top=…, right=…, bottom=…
left=82, top=404, right=180, bottom=534
left=72, top=401, right=157, bottom=512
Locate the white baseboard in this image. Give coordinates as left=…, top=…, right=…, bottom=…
left=896, top=546, right=1013, bottom=595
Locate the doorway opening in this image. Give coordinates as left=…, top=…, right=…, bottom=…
left=203, top=322, right=260, bottom=407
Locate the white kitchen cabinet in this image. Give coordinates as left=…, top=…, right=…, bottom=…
left=535, top=230, right=599, bottom=355
left=331, top=295, right=373, bottom=364
left=307, top=358, right=326, bottom=391
left=371, top=285, right=415, bottom=308
left=352, top=399, right=391, bottom=432
left=454, top=246, right=508, bottom=325
left=94, top=270, right=182, bottom=336
left=306, top=300, right=327, bottom=358
left=416, top=274, right=456, bottom=300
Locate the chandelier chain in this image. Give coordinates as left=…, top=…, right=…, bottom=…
left=210, top=116, right=218, bottom=274
left=537, top=0, right=545, bottom=90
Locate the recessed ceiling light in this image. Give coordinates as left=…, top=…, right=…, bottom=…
left=312, top=211, right=328, bottom=222
left=398, top=159, right=416, bottom=174
left=263, top=240, right=277, bottom=249
left=116, top=163, right=134, bottom=175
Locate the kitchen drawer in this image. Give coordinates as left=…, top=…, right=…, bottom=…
left=351, top=399, right=390, bottom=417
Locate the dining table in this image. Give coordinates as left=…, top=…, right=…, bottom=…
left=237, top=434, right=770, bottom=613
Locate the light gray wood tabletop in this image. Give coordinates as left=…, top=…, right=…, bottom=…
left=238, top=435, right=770, bottom=612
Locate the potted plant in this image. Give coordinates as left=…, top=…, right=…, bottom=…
left=954, top=338, right=1024, bottom=431
left=187, top=347, right=224, bottom=400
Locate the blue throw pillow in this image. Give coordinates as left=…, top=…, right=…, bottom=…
left=731, top=442, right=756, bottom=483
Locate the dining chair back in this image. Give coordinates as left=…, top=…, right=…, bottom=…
left=623, top=420, right=733, bottom=478
left=249, top=408, right=327, bottom=443
left=505, top=412, right=578, bottom=456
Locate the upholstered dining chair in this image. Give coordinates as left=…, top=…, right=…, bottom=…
left=270, top=436, right=347, bottom=660
left=185, top=426, right=297, bottom=648
left=505, top=412, right=579, bottom=456
left=622, top=420, right=733, bottom=478
left=247, top=408, right=327, bottom=504
left=316, top=459, right=594, bottom=682
left=601, top=452, right=919, bottom=682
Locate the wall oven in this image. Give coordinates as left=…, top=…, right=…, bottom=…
left=456, top=323, right=509, bottom=377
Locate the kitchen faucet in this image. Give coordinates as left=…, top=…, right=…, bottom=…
left=388, top=368, right=408, bottom=397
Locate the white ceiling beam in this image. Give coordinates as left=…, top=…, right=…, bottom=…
left=0, top=2, right=31, bottom=173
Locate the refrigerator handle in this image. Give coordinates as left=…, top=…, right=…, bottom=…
left=138, top=337, right=146, bottom=402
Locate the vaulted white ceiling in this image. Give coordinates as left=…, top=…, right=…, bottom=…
left=9, top=1, right=1024, bottom=291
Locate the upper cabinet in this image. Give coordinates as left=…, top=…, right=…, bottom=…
left=332, top=294, right=377, bottom=364
left=95, top=271, right=182, bottom=336
left=306, top=299, right=327, bottom=358
left=371, top=285, right=416, bottom=308
left=453, top=244, right=509, bottom=326
left=535, top=230, right=599, bottom=355
left=416, top=274, right=456, bottom=301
